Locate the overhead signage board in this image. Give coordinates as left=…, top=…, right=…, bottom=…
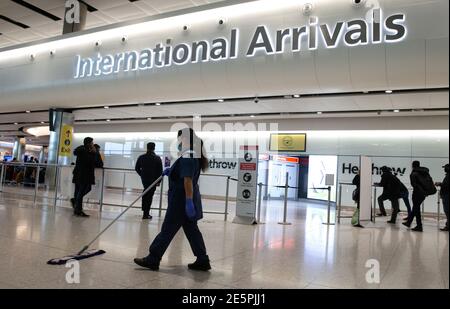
left=270, top=133, right=307, bottom=152
left=74, top=9, right=407, bottom=79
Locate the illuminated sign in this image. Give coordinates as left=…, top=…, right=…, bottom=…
left=74, top=9, right=407, bottom=79
left=270, top=133, right=307, bottom=152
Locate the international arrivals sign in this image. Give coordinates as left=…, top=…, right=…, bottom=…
left=74, top=9, right=407, bottom=79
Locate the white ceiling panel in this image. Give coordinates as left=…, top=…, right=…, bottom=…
left=0, top=0, right=226, bottom=49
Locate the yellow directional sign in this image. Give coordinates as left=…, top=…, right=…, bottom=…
left=59, top=124, right=73, bottom=157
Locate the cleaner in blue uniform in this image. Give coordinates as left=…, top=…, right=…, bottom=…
left=134, top=128, right=211, bottom=271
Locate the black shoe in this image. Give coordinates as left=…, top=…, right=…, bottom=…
left=402, top=222, right=411, bottom=228
left=440, top=227, right=449, bottom=232
left=134, top=258, right=159, bottom=271
left=387, top=220, right=396, bottom=224
left=188, top=259, right=211, bottom=272
left=411, top=226, right=423, bottom=232
left=70, top=198, right=75, bottom=209
left=74, top=211, right=90, bottom=218
left=142, top=215, right=153, bottom=220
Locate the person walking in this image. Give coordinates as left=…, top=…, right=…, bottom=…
left=135, top=142, right=163, bottom=220
left=403, top=161, right=436, bottom=232
left=71, top=137, right=102, bottom=217
left=375, top=166, right=401, bottom=222
left=134, top=128, right=211, bottom=271
left=436, top=164, right=449, bottom=232
left=392, top=173, right=412, bottom=221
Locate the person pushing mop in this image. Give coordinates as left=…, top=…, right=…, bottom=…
left=134, top=128, right=211, bottom=271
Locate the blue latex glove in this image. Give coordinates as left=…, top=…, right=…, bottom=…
left=185, top=198, right=196, bottom=221
left=162, top=168, right=171, bottom=176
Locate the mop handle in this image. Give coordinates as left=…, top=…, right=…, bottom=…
left=78, top=175, right=163, bottom=255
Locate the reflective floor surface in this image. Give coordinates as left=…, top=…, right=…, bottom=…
left=0, top=192, right=448, bottom=289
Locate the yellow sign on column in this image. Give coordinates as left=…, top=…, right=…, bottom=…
left=59, top=124, right=73, bottom=157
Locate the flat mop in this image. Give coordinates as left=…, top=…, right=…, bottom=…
left=47, top=175, right=163, bottom=265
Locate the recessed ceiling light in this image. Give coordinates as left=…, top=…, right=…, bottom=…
left=394, top=109, right=400, bottom=113
left=14, top=122, right=18, bottom=125
left=317, top=111, right=323, bottom=115
left=25, top=110, right=31, bottom=113
left=293, top=94, right=300, bottom=98
left=40, top=121, right=45, bottom=124
left=218, top=99, right=225, bottom=103
left=250, top=115, right=256, bottom=118
left=386, top=90, right=393, bottom=94
left=106, top=119, right=111, bottom=122
left=147, top=117, right=152, bottom=120
left=155, top=103, right=161, bottom=106
left=104, top=106, right=109, bottom=109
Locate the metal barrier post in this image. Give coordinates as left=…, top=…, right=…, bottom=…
left=99, top=168, right=105, bottom=213
left=257, top=182, right=265, bottom=224
left=323, top=186, right=335, bottom=225
left=159, top=178, right=164, bottom=217
left=437, top=189, right=441, bottom=229
left=0, top=164, right=4, bottom=193
left=373, top=187, right=377, bottom=223
left=33, top=164, right=40, bottom=205
left=278, top=172, right=291, bottom=226
left=337, top=184, right=342, bottom=224
left=53, top=166, right=60, bottom=210
left=224, top=176, right=230, bottom=222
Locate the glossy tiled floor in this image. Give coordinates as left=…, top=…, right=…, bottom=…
left=0, top=192, right=448, bottom=289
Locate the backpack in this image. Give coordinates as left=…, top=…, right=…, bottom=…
left=417, top=172, right=437, bottom=196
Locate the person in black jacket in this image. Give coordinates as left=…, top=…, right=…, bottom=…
left=403, top=161, right=430, bottom=232
left=375, top=167, right=401, bottom=223
left=436, top=164, right=449, bottom=232
left=135, top=142, right=163, bottom=220
left=71, top=137, right=101, bottom=217
left=93, top=144, right=104, bottom=169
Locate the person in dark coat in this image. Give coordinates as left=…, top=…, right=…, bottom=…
left=135, top=142, right=163, bottom=220
left=376, top=166, right=401, bottom=223
left=93, top=144, right=104, bottom=169
left=436, top=164, right=449, bottom=232
left=134, top=128, right=211, bottom=272
left=393, top=174, right=412, bottom=221
left=403, top=161, right=432, bottom=232
left=71, top=137, right=101, bottom=217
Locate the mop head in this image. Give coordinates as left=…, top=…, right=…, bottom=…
left=47, top=249, right=106, bottom=265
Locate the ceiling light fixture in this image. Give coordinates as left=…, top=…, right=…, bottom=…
left=293, top=94, right=300, bottom=98
left=386, top=90, right=393, bottom=94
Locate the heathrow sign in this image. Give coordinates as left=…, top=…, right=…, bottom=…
left=74, top=9, right=407, bottom=79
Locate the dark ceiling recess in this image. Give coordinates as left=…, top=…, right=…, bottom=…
left=0, top=14, right=29, bottom=29
left=10, top=0, right=61, bottom=21
left=78, top=0, right=98, bottom=13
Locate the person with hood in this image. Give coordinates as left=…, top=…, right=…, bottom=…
left=72, top=137, right=102, bottom=217
left=403, top=161, right=435, bottom=232
left=134, top=128, right=211, bottom=271
left=436, top=164, right=449, bottom=232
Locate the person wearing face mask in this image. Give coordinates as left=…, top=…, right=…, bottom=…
left=134, top=128, right=211, bottom=271
left=71, top=137, right=99, bottom=217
